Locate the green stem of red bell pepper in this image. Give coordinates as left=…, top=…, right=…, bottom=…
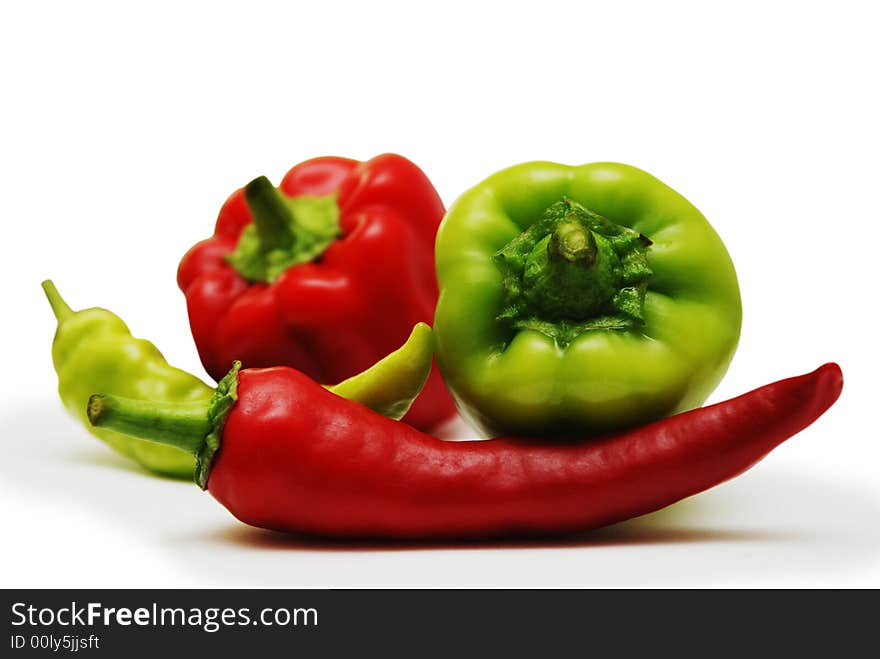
left=228, top=177, right=341, bottom=283
left=244, top=175, right=296, bottom=251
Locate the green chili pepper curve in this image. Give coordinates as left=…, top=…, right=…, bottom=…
left=433, top=162, right=743, bottom=437
left=43, top=280, right=213, bottom=478
left=328, top=322, right=434, bottom=420
left=44, top=281, right=435, bottom=478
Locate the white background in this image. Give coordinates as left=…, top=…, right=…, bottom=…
left=2, top=1, right=878, bottom=587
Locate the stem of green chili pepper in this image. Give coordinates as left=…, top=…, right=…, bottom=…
left=87, top=394, right=211, bottom=455
left=41, top=279, right=74, bottom=321
left=244, top=175, right=296, bottom=251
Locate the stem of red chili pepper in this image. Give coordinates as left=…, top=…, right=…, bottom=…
left=87, top=395, right=211, bottom=454
left=244, top=176, right=295, bottom=251
left=88, top=362, right=239, bottom=487
left=41, top=280, right=74, bottom=321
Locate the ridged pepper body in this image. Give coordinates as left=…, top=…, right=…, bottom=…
left=178, top=153, right=455, bottom=430
left=434, top=162, right=743, bottom=437
left=44, top=281, right=211, bottom=478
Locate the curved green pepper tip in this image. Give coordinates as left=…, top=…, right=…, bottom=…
left=328, top=323, right=434, bottom=420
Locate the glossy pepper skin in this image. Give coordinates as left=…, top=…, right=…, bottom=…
left=89, top=362, right=841, bottom=540
left=177, top=153, right=455, bottom=431
left=434, top=162, right=743, bottom=437
left=43, top=280, right=212, bottom=478
left=44, top=280, right=434, bottom=478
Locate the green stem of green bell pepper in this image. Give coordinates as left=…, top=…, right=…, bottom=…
left=495, top=198, right=653, bottom=345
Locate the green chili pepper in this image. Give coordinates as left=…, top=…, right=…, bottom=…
left=433, top=162, right=742, bottom=437
left=43, top=280, right=213, bottom=477
left=44, top=280, right=434, bottom=478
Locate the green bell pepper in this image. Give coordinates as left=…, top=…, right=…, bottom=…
left=434, top=162, right=742, bottom=437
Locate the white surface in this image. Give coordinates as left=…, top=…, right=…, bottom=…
left=2, top=1, right=878, bottom=587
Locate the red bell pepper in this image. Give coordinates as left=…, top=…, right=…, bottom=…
left=177, top=153, right=456, bottom=430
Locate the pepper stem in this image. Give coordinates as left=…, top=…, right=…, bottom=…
left=87, top=394, right=211, bottom=455
left=521, top=211, right=617, bottom=321
left=88, top=362, right=240, bottom=489
left=494, top=198, right=654, bottom=345
left=41, top=279, right=74, bottom=321
left=244, top=175, right=296, bottom=252
left=549, top=220, right=597, bottom=265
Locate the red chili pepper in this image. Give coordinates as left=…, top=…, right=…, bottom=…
left=88, top=363, right=842, bottom=539
left=177, top=153, right=455, bottom=431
